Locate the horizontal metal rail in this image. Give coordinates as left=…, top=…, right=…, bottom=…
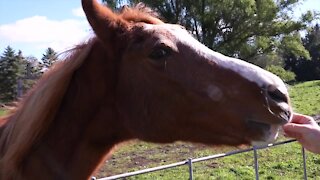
left=97, top=139, right=298, bottom=180
left=96, top=117, right=320, bottom=180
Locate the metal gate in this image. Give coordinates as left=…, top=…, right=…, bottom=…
left=93, top=139, right=310, bottom=180
left=94, top=116, right=320, bottom=180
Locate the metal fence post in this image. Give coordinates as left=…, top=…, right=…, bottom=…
left=253, top=147, right=259, bottom=180
left=302, top=147, right=308, bottom=180
left=188, top=158, right=193, bottom=180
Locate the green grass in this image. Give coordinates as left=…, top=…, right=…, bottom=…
left=94, top=80, right=320, bottom=179
left=0, top=109, right=7, bottom=117
left=289, top=80, right=320, bottom=115
left=96, top=140, right=320, bottom=179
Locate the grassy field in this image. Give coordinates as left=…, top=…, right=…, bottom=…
left=0, top=109, right=6, bottom=117
left=0, top=81, right=319, bottom=179
left=94, top=80, right=320, bottom=179
left=289, top=80, right=320, bottom=115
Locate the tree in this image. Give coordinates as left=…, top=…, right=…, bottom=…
left=0, top=46, right=20, bottom=101
left=25, top=56, right=43, bottom=79
left=266, top=65, right=296, bottom=83
left=13, top=51, right=42, bottom=98
left=102, top=0, right=315, bottom=67
left=285, top=24, right=320, bottom=81
left=41, top=47, right=58, bottom=69
left=20, top=55, right=43, bottom=96
left=0, top=47, right=42, bottom=101
left=304, top=24, right=320, bottom=61
left=102, top=0, right=129, bottom=9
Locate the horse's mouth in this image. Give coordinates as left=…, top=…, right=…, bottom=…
left=277, top=110, right=292, bottom=124
left=246, top=119, right=281, bottom=146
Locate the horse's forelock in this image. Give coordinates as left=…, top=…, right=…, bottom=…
left=119, top=3, right=164, bottom=25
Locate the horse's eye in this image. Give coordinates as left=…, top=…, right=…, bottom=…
left=149, top=47, right=171, bottom=60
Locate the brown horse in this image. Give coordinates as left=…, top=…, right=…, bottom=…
left=0, top=0, right=292, bottom=179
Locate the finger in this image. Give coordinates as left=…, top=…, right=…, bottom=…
left=291, top=113, right=314, bottom=124
left=283, top=130, right=301, bottom=139
left=283, top=123, right=309, bottom=135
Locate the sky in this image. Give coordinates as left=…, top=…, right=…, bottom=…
left=0, top=0, right=91, bottom=59
left=0, top=0, right=320, bottom=59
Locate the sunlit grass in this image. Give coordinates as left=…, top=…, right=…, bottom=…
left=0, top=109, right=7, bottom=117
left=289, top=80, right=320, bottom=115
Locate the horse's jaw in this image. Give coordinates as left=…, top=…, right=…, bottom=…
left=250, top=124, right=280, bottom=147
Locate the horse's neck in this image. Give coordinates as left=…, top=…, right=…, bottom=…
left=0, top=117, right=8, bottom=137
left=0, top=117, right=9, bottom=156
left=20, top=41, right=129, bottom=179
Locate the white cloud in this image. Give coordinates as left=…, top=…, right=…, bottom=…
left=0, top=15, right=92, bottom=57
left=72, top=7, right=86, bottom=18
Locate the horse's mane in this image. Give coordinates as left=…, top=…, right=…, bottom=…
left=0, top=40, right=95, bottom=173
left=0, top=4, right=162, bottom=173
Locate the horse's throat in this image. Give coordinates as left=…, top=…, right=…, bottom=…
left=21, top=104, right=124, bottom=179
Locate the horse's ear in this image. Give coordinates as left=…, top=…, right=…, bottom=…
left=82, top=0, right=128, bottom=43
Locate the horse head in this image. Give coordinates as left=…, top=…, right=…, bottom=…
left=82, top=0, right=292, bottom=146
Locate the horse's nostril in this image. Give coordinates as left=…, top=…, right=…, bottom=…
left=264, top=86, right=292, bottom=124
left=267, top=88, right=288, bottom=103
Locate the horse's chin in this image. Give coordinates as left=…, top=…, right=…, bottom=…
left=250, top=124, right=280, bottom=147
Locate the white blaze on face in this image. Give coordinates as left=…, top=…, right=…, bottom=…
left=143, top=24, right=288, bottom=97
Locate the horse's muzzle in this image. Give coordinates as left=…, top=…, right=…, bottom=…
left=263, top=85, right=292, bottom=124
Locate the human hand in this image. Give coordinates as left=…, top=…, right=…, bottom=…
left=283, top=113, right=320, bottom=154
